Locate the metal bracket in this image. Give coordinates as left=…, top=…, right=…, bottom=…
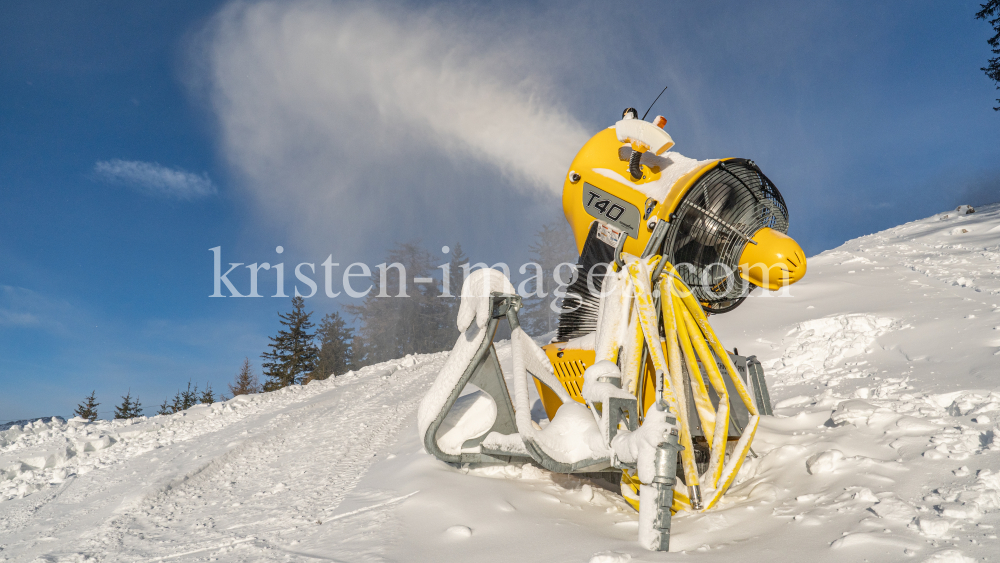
left=613, top=229, right=628, bottom=270
left=746, top=355, right=773, bottom=415
left=606, top=396, right=639, bottom=443
left=458, top=345, right=518, bottom=451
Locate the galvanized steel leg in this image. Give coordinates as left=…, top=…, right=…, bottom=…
left=649, top=429, right=683, bottom=551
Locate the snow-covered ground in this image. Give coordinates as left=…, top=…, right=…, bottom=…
left=3, top=204, right=1000, bottom=562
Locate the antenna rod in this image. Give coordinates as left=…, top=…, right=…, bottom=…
left=641, top=84, right=669, bottom=120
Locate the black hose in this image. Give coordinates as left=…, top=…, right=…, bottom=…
left=628, top=149, right=643, bottom=180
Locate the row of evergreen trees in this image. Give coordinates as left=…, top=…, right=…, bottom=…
left=73, top=390, right=143, bottom=421
left=73, top=225, right=577, bottom=420
left=156, top=381, right=218, bottom=414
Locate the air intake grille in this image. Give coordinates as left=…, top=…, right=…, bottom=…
left=664, top=159, right=788, bottom=304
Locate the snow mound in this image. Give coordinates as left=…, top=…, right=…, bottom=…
left=772, top=314, right=899, bottom=384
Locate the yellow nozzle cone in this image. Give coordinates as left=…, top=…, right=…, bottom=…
left=738, top=228, right=807, bottom=290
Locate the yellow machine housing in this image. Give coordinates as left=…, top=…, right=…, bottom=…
left=536, top=346, right=659, bottom=422
left=561, top=127, right=806, bottom=292
left=562, top=127, right=710, bottom=258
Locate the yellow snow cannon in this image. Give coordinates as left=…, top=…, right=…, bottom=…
left=419, top=110, right=806, bottom=552
left=535, top=111, right=805, bottom=513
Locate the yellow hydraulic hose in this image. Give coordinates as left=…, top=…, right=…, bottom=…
left=671, top=292, right=716, bottom=443
left=618, top=257, right=761, bottom=513
left=626, top=260, right=701, bottom=502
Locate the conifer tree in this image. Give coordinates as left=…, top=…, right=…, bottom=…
left=262, top=297, right=319, bottom=390
left=156, top=398, right=172, bottom=416
left=130, top=395, right=143, bottom=418
left=156, top=380, right=212, bottom=415
left=308, top=312, right=354, bottom=382
left=160, top=381, right=199, bottom=414
left=180, top=381, right=198, bottom=410
left=349, top=333, right=370, bottom=371
left=74, top=391, right=100, bottom=422
left=978, top=0, right=1000, bottom=110
left=229, top=358, right=262, bottom=396
left=113, top=391, right=142, bottom=419
left=344, top=242, right=447, bottom=363
left=200, top=384, right=215, bottom=405
left=441, top=243, right=468, bottom=340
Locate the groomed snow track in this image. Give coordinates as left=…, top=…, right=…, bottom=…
left=0, top=353, right=449, bottom=562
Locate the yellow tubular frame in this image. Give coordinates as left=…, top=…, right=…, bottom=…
left=663, top=262, right=759, bottom=509
left=626, top=260, right=701, bottom=498
left=672, top=293, right=716, bottom=444
left=542, top=257, right=760, bottom=514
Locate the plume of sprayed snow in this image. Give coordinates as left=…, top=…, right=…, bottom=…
left=93, top=160, right=216, bottom=200
left=193, top=0, right=589, bottom=252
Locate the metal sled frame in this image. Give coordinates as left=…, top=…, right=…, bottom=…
left=422, top=293, right=620, bottom=473
left=422, top=293, right=523, bottom=465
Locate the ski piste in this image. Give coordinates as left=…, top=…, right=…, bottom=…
left=3, top=122, right=1000, bottom=560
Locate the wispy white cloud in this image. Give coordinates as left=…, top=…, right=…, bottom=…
left=191, top=0, right=589, bottom=255
left=0, top=285, right=72, bottom=330
left=93, top=159, right=217, bottom=200
left=0, top=309, right=39, bottom=327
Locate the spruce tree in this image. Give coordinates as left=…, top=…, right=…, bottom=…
left=229, top=358, right=262, bottom=396
left=978, top=0, right=1000, bottom=110
left=113, top=391, right=142, bottom=419
left=129, top=395, right=142, bottom=418
left=156, top=398, right=173, bottom=416
left=171, top=389, right=183, bottom=413
left=439, top=243, right=468, bottom=343
left=350, top=333, right=370, bottom=371
left=180, top=381, right=198, bottom=410
left=74, top=391, right=100, bottom=422
left=344, top=242, right=446, bottom=364
left=308, top=312, right=354, bottom=382
left=160, top=381, right=198, bottom=414
left=262, top=297, right=319, bottom=390
left=200, top=384, right=215, bottom=405
left=113, top=394, right=129, bottom=419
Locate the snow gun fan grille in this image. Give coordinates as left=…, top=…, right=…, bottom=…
left=665, top=159, right=788, bottom=306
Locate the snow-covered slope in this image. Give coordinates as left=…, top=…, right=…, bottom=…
left=3, top=205, right=1000, bottom=562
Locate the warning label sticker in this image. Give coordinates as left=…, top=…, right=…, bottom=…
left=596, top=222, right=623, bottom=247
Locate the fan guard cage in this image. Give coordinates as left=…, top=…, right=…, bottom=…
left=663, top=159, right=788, bottom=304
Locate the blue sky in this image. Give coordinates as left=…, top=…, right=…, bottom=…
left=1, top=0, right=998, bottom=421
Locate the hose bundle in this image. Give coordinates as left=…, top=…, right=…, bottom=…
left=601, top=256, right=760, bottom=513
